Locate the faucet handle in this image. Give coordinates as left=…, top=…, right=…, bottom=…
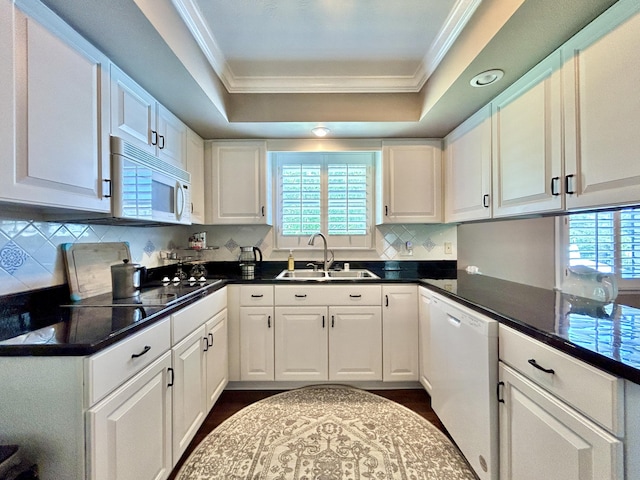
left=306, top=262, right=318, bottom=271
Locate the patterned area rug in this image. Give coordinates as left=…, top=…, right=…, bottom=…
left=177, top=385, right=477, bottom=479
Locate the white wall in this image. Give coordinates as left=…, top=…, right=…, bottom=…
left=457, top=216, right=556, bottom=289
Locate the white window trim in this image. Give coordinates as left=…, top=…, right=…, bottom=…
left=272, top=151, right=378, bottom=251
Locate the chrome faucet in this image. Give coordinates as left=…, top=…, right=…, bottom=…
left=308, top=232, right=333, bottom=271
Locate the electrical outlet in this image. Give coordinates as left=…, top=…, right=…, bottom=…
left=444, top=242, right=452, bottom=254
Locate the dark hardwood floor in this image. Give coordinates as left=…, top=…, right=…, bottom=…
left=168, top=388, right=446, bottom=479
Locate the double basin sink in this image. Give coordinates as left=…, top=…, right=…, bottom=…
left=276, top=269, right=379, bottom=281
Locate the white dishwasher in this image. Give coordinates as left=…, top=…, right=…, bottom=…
left=430, top=292, right=499, bottom=480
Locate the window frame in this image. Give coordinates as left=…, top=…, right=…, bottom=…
left=271, top=151, right=378, bottom=251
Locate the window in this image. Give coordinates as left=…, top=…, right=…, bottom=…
left=272, top=151, right=377, bottom=250
left=563, top=207, right=640, bottom=289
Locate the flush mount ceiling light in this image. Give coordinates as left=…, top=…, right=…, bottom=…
left=311, top=127, right=330, bottom=137
left=470, top=69, right=504, bottom=87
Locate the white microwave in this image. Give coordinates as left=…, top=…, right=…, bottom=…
left=110, top=136, right=191, bottom=225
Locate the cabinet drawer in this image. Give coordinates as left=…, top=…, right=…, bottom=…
left=275, top=285, right=381, bottom=306
left=172, top=288, right=227, bottom=345
left=86, top=317, right=171, bottom=406
left=499, top=325, right=623, bottom=435
left=240, top=285, right=274, bottom=306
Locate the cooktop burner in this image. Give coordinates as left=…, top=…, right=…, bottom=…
left=63, top=279, right=222, bottom=307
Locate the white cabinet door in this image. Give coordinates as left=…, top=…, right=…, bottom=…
left=418, top=287, right=433, bottom=392
left=157, top=103, right=187, bottom=168
left=563, top=1, right=640, bottom=210
left=444, top=105, right=493, bottom=222
left=274, top=306, right=328, bottom=381
left=377, top=141, right=443, bottom=224
left=382, top=285, right=418, bottom=381
left=499, top=363, right=622, bottom=480
left=88, top=352, right=173, bottom=480
left=492, top=51, right=563, bottom=217
left=187, top=128, right=206, bottom=224
left=110, top=63, right=156, bottom=154
left=382, top=285, right=419, bottom=382
left=1, top=1, right=110, bottom=212
left=239, top=306, right=275, bottom=381
left=328, top=306, right=382, bottom=381
left=171, top=326, right=207, bottom=465
left=205, top=309, right=228, bottom=410
left=205, top=141, right=271, bottom=224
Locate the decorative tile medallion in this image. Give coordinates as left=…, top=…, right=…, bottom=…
left=0, top=241, right=29, bottom=274
left=144, top=240, right=156, bottom=257
left=225, top=238, right=239, bottom=252
left=423, top=237, right=436, bottom=252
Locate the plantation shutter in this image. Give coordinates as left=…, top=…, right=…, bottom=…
left=620, top=209, right=640, bottom=279
left=274, top=151, right=375, bottom=249
left=327, top=163, right=368, bottom=235
left=568, top=211, right=615, bottom=272
left=281, top=163, right=321, bottom=236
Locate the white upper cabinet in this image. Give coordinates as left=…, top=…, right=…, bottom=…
left=110, top=64, right=156, bottom=154
left=377, top=141, right=443, bottom=224
left=204, top=140, right=272, bottom=225
left=491, top=51, right=563, bottom=218
left=0, top=0, right=110, bottom=212
left=186, top=128, right=205, bottom=224
left=444, top=105, right=493, bottom=223
left=111, top=64, right=187, bottom=168
left=562, top=0, right=640, bottom=211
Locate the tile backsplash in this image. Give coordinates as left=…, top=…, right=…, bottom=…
left=0, top=217, right=456, bottom=295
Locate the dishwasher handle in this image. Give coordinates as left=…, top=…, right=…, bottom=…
left=447, top=314, right=462, bottom=327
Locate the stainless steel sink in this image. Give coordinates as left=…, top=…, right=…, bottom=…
left=275, top=269, right=379, bottom=280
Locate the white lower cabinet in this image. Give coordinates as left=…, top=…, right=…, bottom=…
left=499, top=325, right=624, bottom=480
left=382, top=285, right=418, bottom=381
left=169, top=287, right=228, bottom=465
left=273, top=285, right=383, bottom=382
left=171, top=326, right=207, bottom=465
left=417, top=286, right=433, bottom=393
left=499, top=363, right=622, bottom=480
left=87, top=352, right=173, bottom=480
left=275, top=306, right=328, bottom=381
left=328, top=306, right=382, bottom=381
left=205, top=310, right=228, bottom=410
left=238, top=285, right=275, bottom=381
left=240, top=306, right=275, bottom=381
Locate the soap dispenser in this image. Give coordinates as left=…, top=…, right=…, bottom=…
left=288, top=250, right=295, bottom=271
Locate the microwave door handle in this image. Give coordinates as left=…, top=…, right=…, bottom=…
left=176, top=182, right=185, bottom=220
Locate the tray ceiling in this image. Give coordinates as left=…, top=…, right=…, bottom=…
left=172, top=0, right=479, bottom=93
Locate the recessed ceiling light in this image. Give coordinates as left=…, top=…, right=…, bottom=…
left=311, top=127, right=330, bottom=137
left=470, top=69, right=504, bottom=87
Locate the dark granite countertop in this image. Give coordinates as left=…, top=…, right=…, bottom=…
left=3, top=260, right=640, bottom=386
left=421, top=272, right=640, bottom=385
left=0, top=281, right=225, bottom=356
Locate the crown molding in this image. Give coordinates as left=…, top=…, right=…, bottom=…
left=172, top=0, right=482, bottom=94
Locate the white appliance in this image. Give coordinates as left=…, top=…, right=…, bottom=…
left=430, top=292, right=499, bottom=480
left=110, top=136, right=190, bottom=224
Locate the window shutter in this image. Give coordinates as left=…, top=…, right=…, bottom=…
left=281, top=163, right=321, bottom=236
left=568, top=212, right=614, bottom=272
left=620, top=210, right=640, bottom=279
left=327, top=163, right=368, bottom=235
